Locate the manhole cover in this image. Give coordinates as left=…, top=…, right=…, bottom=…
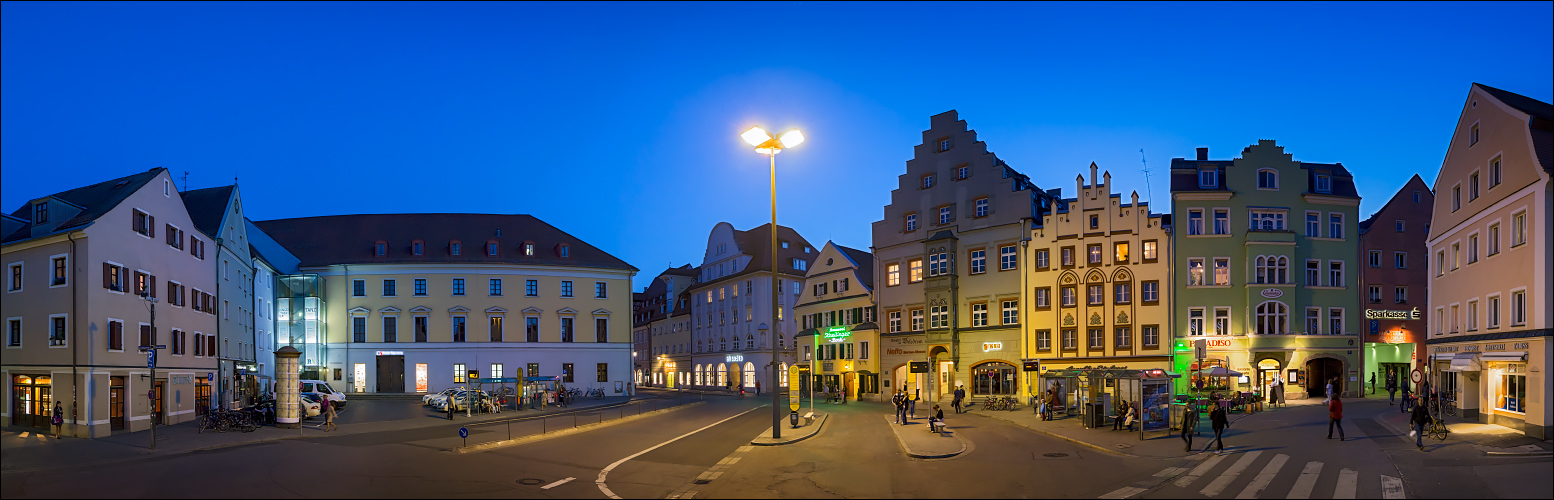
left=1043, top=452, right=1070, bottom=458
left=517, top=479, right=545, bottom=486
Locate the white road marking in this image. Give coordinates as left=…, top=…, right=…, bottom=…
left=1201, top=450, right=1263, bottom=496
left=1098, top=486, right=1146, bottom=499
left=1153, top=467, right=1185, bottom=477
left=1175, top=453, right=1228, bottom=487
left=541, top=477, right=575, bottom=489
left=595, top=405, right=766, bottom=499
left=1380, top=474, right=1405, bottom=499
left=1333, top=469, right=1358, bottom=499
left=1235, top=453, right=1288, bottom=499
left=1285, top=461, right=1323, bottom=499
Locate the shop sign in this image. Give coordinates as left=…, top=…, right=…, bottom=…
left=375, top=351, right=404, bottom=356
left=1204, top=338, right=1234, bottom=348
left=1462, top=345, right=1479, bottom=352
left=725, top=354, right=744, bottom=363
left=1513, top=342, right=1529, bottom=349
left=1486, top=344, right=1506, bottom=351
left=1364, top=308, right=1421, bottom=321
left=1260, top=288, right=1283, bottom=299
left=1381, top=331, right=1409, bottom=344
left=982, top=341, right=1003, bottom=352
left=886, top=347, right=926, bottom=356
left=170, top=375, right=193, bottom=385
left=823, top=326, right=851, bottom=343
left=1434, top=346, right=1457, bottom=353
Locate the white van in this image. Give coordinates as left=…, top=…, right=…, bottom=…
left=300, top=380, right=347, bottom=409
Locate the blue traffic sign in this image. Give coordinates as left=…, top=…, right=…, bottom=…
left=1369, top=319, right=1379, bottom=334
left=147, top=350, right=157, bottom=368
left=458, top=427, right=469, bottom=438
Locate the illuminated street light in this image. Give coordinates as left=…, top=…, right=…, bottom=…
left=743, top=124, right=803, bottom=440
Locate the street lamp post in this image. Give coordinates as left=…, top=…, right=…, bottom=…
left=742, top=126, right=804, bottom=440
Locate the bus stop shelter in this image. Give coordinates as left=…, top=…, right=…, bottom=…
left=1040, top=366, right=1181, bottom=440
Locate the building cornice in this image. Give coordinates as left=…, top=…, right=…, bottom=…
left=1301, top=194, right=1361, bottom=206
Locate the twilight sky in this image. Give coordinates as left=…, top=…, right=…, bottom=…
left=4, top=1, right=1550, bottom=290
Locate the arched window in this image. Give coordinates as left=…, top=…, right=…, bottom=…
left=717, top=364, right=727, bottom=387
left=779, top=362, right=789, bottom=386
left=1256, top=301, right=1288, bottom=335
left=744, top=362, right=756, bottom=388
left=1255, top=256, right=1288, bottom=284
left=1257, top=169, right=1279, bottom=189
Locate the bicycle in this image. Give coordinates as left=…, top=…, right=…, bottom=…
left=1444, top=398, right=1457, bottom=418
left=982, top=398, right=997, bottom=411
left=1426, top=417, right=1450, bottom=441
left=589, top=388, right=605, bottom=399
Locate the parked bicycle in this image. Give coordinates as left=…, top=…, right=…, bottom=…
left=588, top=388, right=605, bottom=399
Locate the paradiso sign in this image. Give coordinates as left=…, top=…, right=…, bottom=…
left=823, top=326, right=852, bottom=343
left=1364, top=308, right=1421, bottom=321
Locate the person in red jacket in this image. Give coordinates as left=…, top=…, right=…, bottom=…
left=1327, top=394, right=1346, bottom=441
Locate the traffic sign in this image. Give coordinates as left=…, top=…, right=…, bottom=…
left=208, top=372, right=215, bottom=381
left=1369, top=320, right=1379, bottom=335
left=147, top=350, right=157, bottom=368
left=788, top=364, right=800, bottom=411
left=1193, top=339, right=1207, bottom=360
left=458, top=427, right=469, bottom=438
left=148, top=389, right=155, bottom=399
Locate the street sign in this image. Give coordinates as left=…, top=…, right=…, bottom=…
left=147, top=350, right=157, bottom=369
left=908, top=361, right=929, bottom=373
left=1193, top=339, right=1207, bottom=360
left=458, top=427, right=469, bottom=438
left=788, top=364, right=800, bottom=411
left=208, top=372, right=214, bottom=381
left=148, top=390, right=155, bottom=399
left=1369, top=319, right=1379, bottom=335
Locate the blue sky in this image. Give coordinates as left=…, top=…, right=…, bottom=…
left=4, top=1, right=1550, bottom=290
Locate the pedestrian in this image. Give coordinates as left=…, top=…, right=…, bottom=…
left=1327, top=393, right=1345, bottom=441
left=1113, top=398, right=1129, bottom=430
left=323, top=397, right=338, bottom=432
left=1386, top=370, right=1398, bottom=405
left=51, top=402, right=64, bottom=439
left=952, top=386, right=965, bottom=414
left=1323, top=377, right=1335, bottom=404
left=928, top=404, right=945, bottom=433
left=1369, top=372, right=1377, bottom=395
left=1181, top=403, right=1200, bottom=452
left=1046, top=389, right=1060, bottom=421
left=891, top=390, right=908, bottom=424
left=909, top=389, right=919, bottom=419
left=1400, top=382, right=1412, bottom=413
left=755, top=380, right=761, bottom=396
left=1209, top=394, right=1229, bottom=454
left=1410, top=396, right=1431, bottom=450
left=1127, top=401, right=1140, bottom=431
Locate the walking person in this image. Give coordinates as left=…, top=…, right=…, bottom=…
left=1209, top=394, right=1229, bottom=454
left=51, top=402, right=64, bottom=439
left=1386, top=369, right=1398, bottom=405
left=1181, top=403, right=1200, bottom=452
left=1369, top=372, right=1377, bottom=395
left=1268, top=375, right=1281, bottom=409
left=1400, top=382, right=1412, bottom=413
left=1327, top=394, right=1345, bottom=441
left=952, top=386, right=965, bottom=414
left=755, top=380, right=761, bottom=396
left=323, top=398, right=338, bottom=432
left=1410, top=396, right=1432, bottom=450
left=891, top=390, right=908, bottom=424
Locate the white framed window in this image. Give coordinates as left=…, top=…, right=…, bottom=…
left=910, top=309, right=924, bottom=331
left=1061, top=286, right=1076, bottom=307
left=1468, top=233, right=1480, bottom=263
left=1142, top=282, right=1159, bottom=302
left=1328, top=308, right=1344, bottom=335
left=1395, top=252, right=1407, bottom=269
left=1395, top=286, right=1408, bottom=304
left=1036, top=249, right=1049, bottom=268
left=1198, top=168, right=1217, bottom=188
left=1369, top=250, right=1382, bottom=268
left=970, top=303, right=988, bottom=327
left=1489, top=155, right=1502, bottom=188
left=969, top=249, right=986, bottom=274
left=1187, top=258, right=1205, bottom=286
left=1451, top=184, right=1461, bottom=211
left=1248, top=210, right=1285, bottom=231
left=1062, top=329, right=1078, bottom=350
left=1466, top=299, right=1478, bottom=331
left=1114, top=283, right=1131, bottom=304
left=1142, top=325, right=1159, bottom=347
left=1035, top=287, right=1050, bottom=308
left=974, top=198, right=989, bottom=217
left=1115, top=327, right=1131, bottom=349
left=1000, top=245, right=1017, bottom=270
left=1213, top=258, right=1230, bottom=285
left=887, top=263, right=900, bottom=286
left=1305, top=211, right=1320, bottom=237
left=1369, top=285, right=1382, bottom=303
left=6, top=262, right=20, bottom=292
left=1188, top=308, right=1204, bottom=336
left=1213, top=307, right=1230, bottom=335
left=1488, top=222, right=1501, bottom=255
left=1328, top=213, right=1344, bottom=239
left=1510, top=289, right=1527, bottom=326
left=1143, top=241, right=1158, bottom=260
left=49, top=254, right=68, bottom=288
left=888, top=310, right=901, bottom=333
left=939, top=205, right=952, bottom=224
left=1002, top=300, right=1018, bottom=325
left=1254, top=255, right=1288, bottom=284
left=1088, top=328, right=1104, bottom=349
left=1487, top=294, right=1501, bottom=329
left=1254, top=301, right=1287, bottom=335
left=1213, top=209, right=1230, bottom=234
left=1188, top=210, right=1204, bottom=235
left=1306, top=307, right=1321, bottom=334
left=1328, top=260, right=1344, bottom=287
left=905, top=213, right=917, bottom=231
left=1314, top=172, right=1332, bottom=193
left=48, top=313, right=68, bottom=347
left=1511, top=210, right=1527, bottom=247
left=6, top=317, right=21, bottom=348
left=1257, top=169, right=1278, bottom=189
left=1036, top=330, right=1051, bottom=350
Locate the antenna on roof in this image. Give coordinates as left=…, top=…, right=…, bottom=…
left=1140, top=149, right=1154, bottom=208
left=181, top=171, right=189, bottom=192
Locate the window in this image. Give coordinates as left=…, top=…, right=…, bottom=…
left=560, top=280, right=573, bottom=297
left=1142, top=325, right=1159, bottom=347
left=1036, top=330, right=1051, bottom=350
left=910, top=309, right=924, bottom=331
left=1487, top=295, right=1500, bottom=328
left=939, top=206, right=952, bottom=224
left=1188, top=210, right=1204, bottom=235
left=1451, top=185, right=1461, bottom=211
left=908, top=259, right=923, bottom=283
left=968, top=249, right=985, bottom=274
left=352, top=316, right=367, bottom=343
left=1467, top=300, right=1478, bottom=331
left=1249, top=210, right=1285, bottom=231
left=597, top=362, right=610, bottom=383
left=1060, top=286, right=1077, bottom=307
left=106, top=320, right=123, bottom=351
left=1497, top=364, right=1527, bottom=413
left=1188, top=258, right=1206, bottom=286
left=1469, top=234, right=1479, bottom=263
left=1511, top=211, right=1527, bottom=247
left=1314, top=173, right=1332, bottom=193
left=132, top=210, right=152, bottom=237
left=375, top=241, right=387, bottom=256
left=1036, top=249, right=1050, bottom=268
left=34, top=202, right=49, bottom=224
left=414, top=316, right=428, bottom=342
left=1142, top=281, right=1159, bottom=303
left=1488, top=223, right=1501, bottom=255
left=453, top=364, right=466, bottom=383
left=1511, top=290, right=1526, bottom=325
left=1255, top=302, right=1287, bottom=335
left=1213, top=258, right=1230, bottom=285
left=1329, top=261, right=1345, bottom=287
left=561, top=363, right=575, bottom=383
left=1088, top=328, right=1103, bottom=349
left=1257, top=169, right=1278, bottom=189
left=927, top=252, right=947, bottom=277
left=1369, top=250, right=1381, bottom=268
left=489, top=279, right=503, bottom=296
left=1489, top=156, right=1502, bottom=188
left=1086, top=284, right=1104, bottom=305
left=450, top=242, right=461, bottom=255
left=921, top=174, right=936, bottom=189
left=792, top=259, right=807, bottom=271
left=1114, top=283, right=1131, bottom=304
left=1088, top=244, right=1102, bottom=264
left=414, top=278, right=427, bottom=296
left=1213, top=209, right=1230, bottom=234
left=1061, top=247, right=1075, bottom=266
left=1002, top=300, right=1018, bottom=325
left=1469, top=172, right=1480, bottom=201
left=6, top=263, right=18, bottom=292
left=1395, top=252, right=1407, bottom=269
left=596, top=318, right=608, bottom=342
left=453, top=316, right=467, bottom=342
left=1113, top=242, right=1130, bottom=263
left=595, top=282, right=608, bottom=299
left=1062, top=329, right=1077, bottom=350
left=412, top=241, right=424, bottom=256
left=51, top=257, right=66, bottom=286
left=1307, top=307, right=1321, bottom=334
left=382, top=279, right=396, bottom=297
left=1306, top=259, right=1321, bottom=285
left=1090, top=215, right=1099, bottom=230
left=887, top=263, right=900, bottom=286
left=1328, top=308, right=1344, bottom=335
left=1369, top=285, right=1382, bottom=303
left=1469, top=122, right=1479, bottom=146
left=1395, top=286, right=1408, bottom=304
left=526, top=317, right=539, bottom=342
left=489, top=316, right=503, bottom=342
left=1035, top=287, right=1051, bottom=308
left=888, top=311, right=901, bottom=333
left=1436, top=251, right=1446, bottom=276
left=957, top=165, right=970, bottom=180
left=1142, top=241, right=1157, bottom=261
left=1255, top=256, right=1289, bottom=284
left=974, top=198, right=989, bottom=217
left=353, top=279, right=365, bottom=297
left=905, top=213, right=917, bottom=231
left=1305, top=212, right=1320, bottom=237
left=1328, top=213, right=1344, bottom=239
left=486, top=241, right=498, bottom=256
left=561, top=317, right=575, bottom=342
left=931, top=305, right=949, bottom=328
left=938, top=138, right=952, bottom=152
left=971, top=303, right=988, bottom=327
left=1451, top=243, right=1460, bottom=270
left=1198, top=168, right=1217, bottom=188
left=1214, top=307, right=1230, bottom=335
left=8, top=318, right=21, bottom=347
left=452, top=278, right=465, bottom=296
left=1115, top=327, right=1131, bottom=349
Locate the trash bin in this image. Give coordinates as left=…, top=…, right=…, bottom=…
left=1087, top=403, right=1107, bottom=428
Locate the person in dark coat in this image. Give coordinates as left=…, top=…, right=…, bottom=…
left=952, top=387, right=966, bottom=414
left=1410, top=399, right=1432, bottom=450
left=1386, top=369, right=1398, bottom=405
left=1327, top=394, right=1345, bottom=441
left=1209, top=394, right=1229, bottom=453
left=891, top=390, right=908, bottom=424
left=1181, top=404, right=1200, bottom=452
left=51, top=402, right=64, bottom=439
left=1113, top=399, right=1130, bottom=430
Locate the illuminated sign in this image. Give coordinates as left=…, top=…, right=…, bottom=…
left=1260, top=288, right=1284, bottom=299
left=824, top=326, right=852, bottom=343
left=982, top=341, right=1004, bottom=352
left=725, top=354, right=744, bottom=363
left=1364, top=308, right=1421, bottom=321
left=1204, top=339, right=1234, bottom=348
left=375, top=351, right=404, bottom=356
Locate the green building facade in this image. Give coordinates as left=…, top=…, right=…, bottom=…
left=1170, top=141, right=1362, bottom=399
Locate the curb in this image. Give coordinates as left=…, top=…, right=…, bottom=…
left=750, top=413, right=827, bottom=446
left=1484, top=450, right=1554, bottom=456
left=455, top=401, right=704, bottom=453
left=967, top=412, right=1141, bottom=459
left=883, top=415, right=966, bottom=459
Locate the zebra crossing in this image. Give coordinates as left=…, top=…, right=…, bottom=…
left=1098, top=451, right=1405, bottom=499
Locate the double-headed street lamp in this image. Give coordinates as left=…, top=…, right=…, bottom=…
left=741, top=125, right=803, bottom=440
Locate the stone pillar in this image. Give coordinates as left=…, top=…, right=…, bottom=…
left=276, top=346, right=301, bottom=428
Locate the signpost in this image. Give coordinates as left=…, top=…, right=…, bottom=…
left=458, top=426, right=468, bottom=447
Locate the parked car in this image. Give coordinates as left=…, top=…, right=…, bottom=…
left=297, top=393, right=323, bottom=418
left=425, top=388, right=461, bottom=406
left=447, top=390, right=494, bottom=412
left=431, top=390, right=465, bottom=411
left=300, top=380, right=347, bottom=409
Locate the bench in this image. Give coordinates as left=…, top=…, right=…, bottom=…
left=802, top=412, right=816, bottom=426
left=929, top=418, right=946, bottom=434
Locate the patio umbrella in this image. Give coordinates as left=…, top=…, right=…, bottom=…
left=1195, top=366, right=1242, bottom=377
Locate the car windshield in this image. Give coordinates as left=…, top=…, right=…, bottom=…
left=317, top=383, right=336, bottom=394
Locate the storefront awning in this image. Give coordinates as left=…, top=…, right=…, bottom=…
left=1448, top=352, right=1481, bottom=372
left=1479, top=351, right=1527, bottom=363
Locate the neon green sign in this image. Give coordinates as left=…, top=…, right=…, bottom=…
left=823, top=326, right=851, bottom=343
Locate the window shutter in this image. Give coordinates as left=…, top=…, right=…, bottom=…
left=140, top=324, right=151, bottom=347
left=208, top=335, right=216, bottom=357
left=148, top=216, right=155, bottom=238
left=152, top=326, right=158, bottom=346
left=103, top=262, right=112, bottom=289
left=149, top=275, right=157, bottom=298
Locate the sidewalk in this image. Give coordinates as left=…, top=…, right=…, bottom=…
left=1370, top=403, right=1553, bottom=455
left=966, top=396, right=1319, bottom=459
left=882, top=414, right=965, bottom=458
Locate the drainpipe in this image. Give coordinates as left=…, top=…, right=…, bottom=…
left=343, top=264, right=349, bottom=392
left=216, top=237, right=226, bottom=409
left=68, top=230, right=81, bottom=436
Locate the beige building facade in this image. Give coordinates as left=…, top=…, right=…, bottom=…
left=795, top=242, right=879, bottom=401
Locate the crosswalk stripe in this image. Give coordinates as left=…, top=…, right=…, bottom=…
left=1235, top=453, right=1288, bottom=499
left=1285, top=461, right=1323, bottom=499
left=1201, top=451, right=1263, bottom=496
left=1175, top=454, right=1228, bottom=488
left=1153, top=467, right=1185, bottom=478
left=1098, top=486, right=1146, bottom=499
left=1380, top=475, right=1405, bottom=499
left=1334, top=469, right=1358, bottom=499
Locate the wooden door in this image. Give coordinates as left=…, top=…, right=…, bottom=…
left=110, top=377, right=126, bottom=430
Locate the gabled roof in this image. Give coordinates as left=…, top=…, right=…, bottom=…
left=663, top=264, right=699, bottom=277
left=179, top=185, right=235, bottom=239
left=1474, top=83, right=1553, bottom=174
left=1359, top=174, right=1432, bottom=235
left=837, top=244, right=876, bottom=288
left=4, top=168, right=165, bottom=244
left=253, top=213, right=637, bottom=272
left=1476, top=83, right=1553, bottom=122
left=693, top=223, right=815, bottom=289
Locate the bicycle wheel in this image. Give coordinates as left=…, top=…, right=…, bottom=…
left=1446, top=401, right=1457, bottom=417
left=197, top=414, right=208, bottom=434
left=216, top=417, right=230, bottom=433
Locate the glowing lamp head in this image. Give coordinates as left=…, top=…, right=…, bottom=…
left=742, top=127, right=772, bottom=147
left=779, top=129, right=804, bottom=148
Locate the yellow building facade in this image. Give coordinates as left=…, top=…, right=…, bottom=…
left=795, top=242, right=880, bottom=402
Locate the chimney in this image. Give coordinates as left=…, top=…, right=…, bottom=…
left=1196, top=148, right=1208, bottom=161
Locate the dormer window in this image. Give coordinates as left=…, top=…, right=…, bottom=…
left=559, top=244, right=570, bottom=258
left=525, top=243, right=535, bottom=256
left=34, top=203, right=48, bottom=224
left=1314, top=172, right=1332, bottom=193
left=450, top=240, right=462, bottom=256
left=1198, top=168, right=1217, bottom=189
left=1257, top=169, right=1278, bottom=189
left=486, top=240, right=499, bottom=256
left=412, top=240, right=424, bottom=256
left=375, top=241, right=387, bottom=256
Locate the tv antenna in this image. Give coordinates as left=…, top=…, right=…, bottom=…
left=1140, top=149, right=1154, bottom=206
left=181, top=171, right=189, bottom=192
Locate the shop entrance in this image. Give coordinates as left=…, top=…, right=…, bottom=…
left=1304, top=358, right=1344, bottom=398
left=11, top=375, right=52, bottom=428
left=153, top=381, right=165, bottom=425
left=1256, top=359, right=1282, bottom=396
left=377, top=355, right=405, bottom=393
left=195, top=378, right=211, bottom=416
left=110, top=377, right=126, bottom=430
left=1380, top=362, right=1411, bottom=393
